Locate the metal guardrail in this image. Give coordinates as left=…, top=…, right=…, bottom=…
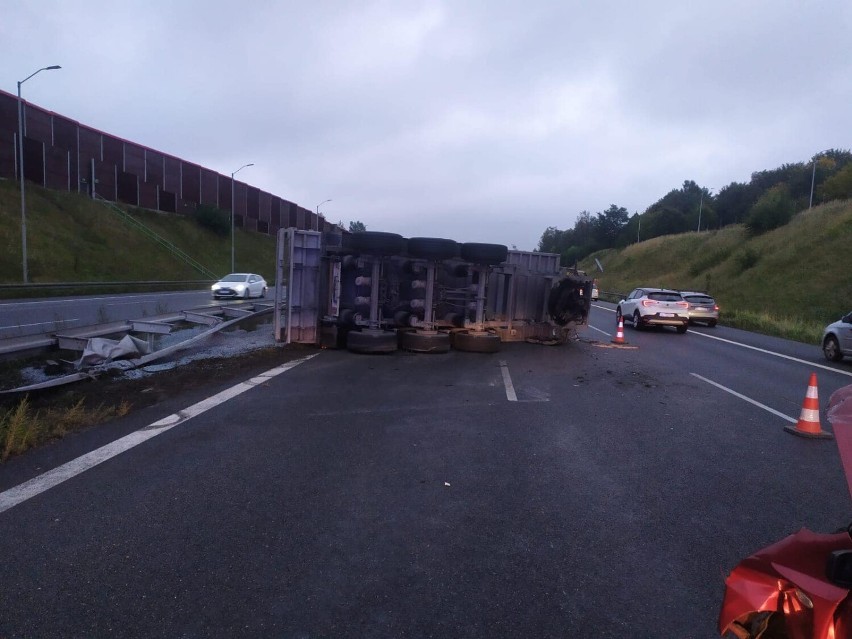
left=93, top=194, right=219, bottom=280
left=0, top=281, right=214, bottom=291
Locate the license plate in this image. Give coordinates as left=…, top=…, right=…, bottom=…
left=659, top=313, right=673, bottom=317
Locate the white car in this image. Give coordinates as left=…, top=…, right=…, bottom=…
left=823, top=311, right=852, bottom=362
left=212, top=273, right=268, bottom=299
left=617, top=287, right=689, bottom=333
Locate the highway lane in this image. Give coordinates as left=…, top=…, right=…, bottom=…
left=0, top=290, right=246, bottom=339
left=1, top=319, right=851, bottom=637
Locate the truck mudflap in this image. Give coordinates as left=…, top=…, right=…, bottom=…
left=547, top=274, right=592, bottom=327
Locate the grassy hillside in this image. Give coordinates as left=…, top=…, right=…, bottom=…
left=0, top=179, right=276, bottom=286
left=580, top=200, right=852, bottom=343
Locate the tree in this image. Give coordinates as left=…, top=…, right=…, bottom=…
left=594, top=205, right=629, bottom=247
left=348, top=220, right=367, bottom=233
left=819, top=163, right=852, bottom=201
left=745, top=184, right=795, bottom=235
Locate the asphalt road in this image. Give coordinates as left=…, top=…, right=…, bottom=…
left=1, top=305, right=851, bottom=638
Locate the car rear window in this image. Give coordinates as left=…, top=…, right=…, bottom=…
left=684, top=295, right=714, bottom=304
left=647, top=292, right=682, bottom=302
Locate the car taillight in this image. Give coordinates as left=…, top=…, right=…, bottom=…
left=677, top=301, right=689, bottom=309
left=641, top=300, right=655, bottom=307
left=714, top=305, right=720, bottom=311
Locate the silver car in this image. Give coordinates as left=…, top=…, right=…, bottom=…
left=212, top=273, right=268, bottom=299
left=680, top=291, right=719, bottom=327
left=822, top=311, right=852, bottom=362
left=617, top=287, right=689, bottom=333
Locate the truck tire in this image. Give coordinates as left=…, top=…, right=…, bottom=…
left=350, top=231, right=406, bottom=255
left=460, top=242, right=508, bottom=265
left=547, top=277, right=588, bottom=326
left=407, top=237, right=459, bottom=261
left=453, top=330, right=501, bottom=353
left=400, top=330, right=451, bottom=353
left=347, top=329, right=398, bottom=354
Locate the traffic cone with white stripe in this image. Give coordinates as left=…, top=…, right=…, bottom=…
left=611, top=315, right=627, bottom=345
left=784, top=372, right=833, bottom=439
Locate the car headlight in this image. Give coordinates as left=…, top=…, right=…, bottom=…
left=211, top=284, right=220, bottom=291
left=235, top=284, right=246, bottom=291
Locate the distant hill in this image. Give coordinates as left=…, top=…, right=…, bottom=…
left=580, top=200, right=852, bottom=343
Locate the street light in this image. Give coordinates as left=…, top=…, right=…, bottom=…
left=315, top=199, right=332, bottom=231
left=17, top=64, right=61, bottom=283
left=809, top=153, right=823, bottom=210
left=697, top=187, right=714, bottom=232
left=230, top=163, right=253, bottom=272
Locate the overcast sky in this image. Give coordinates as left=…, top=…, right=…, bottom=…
left=3, top=1, right=850, bottom=250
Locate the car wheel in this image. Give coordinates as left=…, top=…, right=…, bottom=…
left=707, top=320, right=717, bottom=328
left=824, top=335, right=844, bottom=362
left=243, top=289, right=250, bottom=299
left=452, top=330, right=501, bottom=353
left=676, top=324, right=688, bottom=334
left=261, top=287, right=267, bottom=299
left=616, top=307, right=623, bottom=322
left=633, top=311, right=643, bottom=330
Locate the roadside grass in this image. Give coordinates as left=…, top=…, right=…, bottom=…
left=1, top=395, right=131, bottom=461
left=0, top=179, right=276, bottom=285
left=584, top=200, right=852, bottom=345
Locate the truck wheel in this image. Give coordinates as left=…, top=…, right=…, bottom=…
left=347, top=329, right=398, bottom=354
left=407, top=237, right=459, bottom=261
left=400, top=330, right=451, bottom=353
left=453, top=330, right=501, bottom=353
left=460, top=242, right=508, bottom=265
left=350, top=231, right=406, bottom=255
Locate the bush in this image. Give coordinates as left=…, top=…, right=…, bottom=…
left=745, top=185, right=795, bottom=235
left=195, top=204, right=230, bottom=237
left=735, top=247, right=760, bottom=271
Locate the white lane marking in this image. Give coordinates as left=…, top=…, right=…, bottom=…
left=587, top=324, right=611, bottom=337
left=0, top=353, right=319, bottom=515
left=689, top=331, right=852, bottom=378
left=691, top=373, right=797, bottom=424
left=0, top=292, right=206, bottom=307
left=0, top=319, right=80, bottom=330
left=499, top=360, right=518, bottom=402
left=594, top=304, right=852, bottom=379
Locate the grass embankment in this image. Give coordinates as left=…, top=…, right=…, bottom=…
left=581, top=200, right=852, bottom=344
left=0, top=178, right=278, bottom=460
left=0, top=178, right=276, bottom=286
left=1, top=396, right=130, bottom=460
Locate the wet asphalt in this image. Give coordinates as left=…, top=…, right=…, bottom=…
left=1, top=305, right=851, bottom=638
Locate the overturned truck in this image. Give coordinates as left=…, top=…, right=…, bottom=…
left=273, top=229, right=593, bottom=354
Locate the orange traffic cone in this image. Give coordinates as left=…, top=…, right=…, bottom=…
left=611, top=316, right=628, bottom=345
left=784, top=372, right=833, bottom=439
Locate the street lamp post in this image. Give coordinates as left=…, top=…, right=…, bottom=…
left=230, top=163, right=253, bottom=272
left=809, top=154, right=822, bottom=210
left=697, top=187, right=714, bottom=232
left=315, top=199, right=332, bottom=231
left=17, top=65, right=61, bottom=283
